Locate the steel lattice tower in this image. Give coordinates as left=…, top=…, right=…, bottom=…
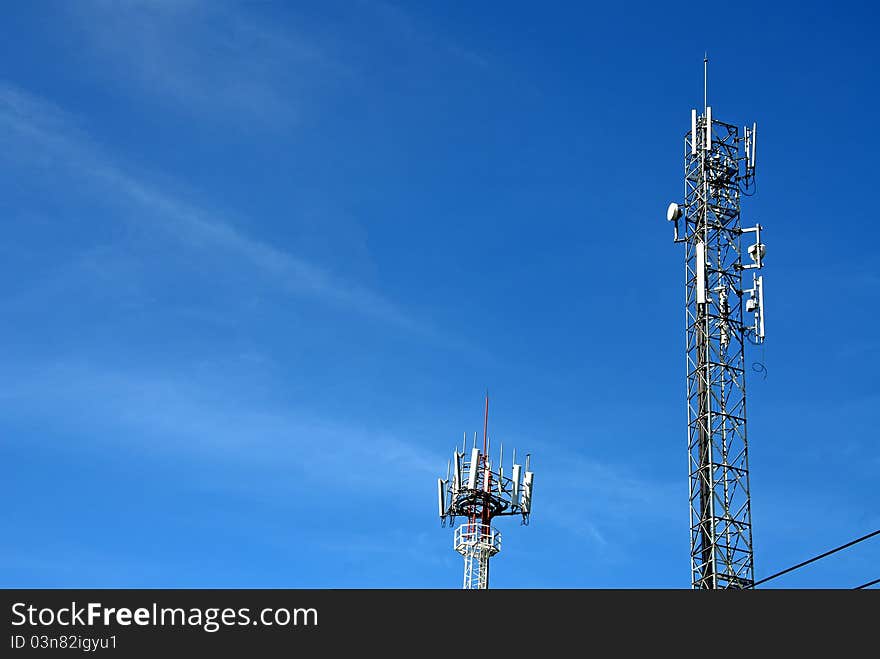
left=667, top=61, right=767, bottom=589
left=437, top=396, right=534, bottom=589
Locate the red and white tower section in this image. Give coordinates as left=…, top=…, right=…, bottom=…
left=437, top=397, right=534, bottom=589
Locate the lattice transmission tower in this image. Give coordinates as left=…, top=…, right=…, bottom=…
left=666, top=59, right=767, bottom=589
left=437, top=395, right=534, bottom=589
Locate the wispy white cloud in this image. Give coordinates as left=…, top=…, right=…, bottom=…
left=65, top=0, right=348, bottom=127
left=318, top=529, right=448, bottom=570
left=535, top=447, right=680, bottom=554
left=64, top=0, right=491, bottom=130
left=0, top=82, right=426, bottom=332
left=361, top=0, right=492, bottom=70
left=0, top=359, right=441, bottom=492
left=0, top=83, right=75, bottom=136
left=0, top=544, right=173, bottom=587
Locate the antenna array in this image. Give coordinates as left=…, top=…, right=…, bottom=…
left=437, top=396, right=534, bottom=589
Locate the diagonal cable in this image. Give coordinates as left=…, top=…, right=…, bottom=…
left=753, top=529, right=880, bottom=587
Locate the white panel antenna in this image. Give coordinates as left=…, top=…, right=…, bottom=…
left=438, top=478, right=446, bottom=517
left=696, top=241, right=707, bottom=304
left=522, top=471, right=534, bottom=513
left=751, top=122, right=757, bottom=170
left=705, top=106, right=712, bottom=150
left=744, top=125, right=751, bottom=169
left=756, top=275, right=765, bottom=339
left=467, top=448, right=480, bottom=490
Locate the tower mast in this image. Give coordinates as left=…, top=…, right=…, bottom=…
left=437, top=395, right=535, bottom=588
left=666, top=63, right=766, bottom=588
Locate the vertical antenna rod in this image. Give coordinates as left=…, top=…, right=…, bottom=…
left=704, top=53, right=708, bottom=111
left=483, top=391, right=489, bottom=456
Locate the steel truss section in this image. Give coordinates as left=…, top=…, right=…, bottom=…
left=682, top=113, right=756, bottom=589
left=455, top=523, right=501, bottom=590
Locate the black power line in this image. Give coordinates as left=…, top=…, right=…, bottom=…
left=753, top=529, right=880, bottom=587
left=853, top=577, right=880, bottom=590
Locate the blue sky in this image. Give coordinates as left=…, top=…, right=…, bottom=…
left=1, top=1, right=877, bottom=588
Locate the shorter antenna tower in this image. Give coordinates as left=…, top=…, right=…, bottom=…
left=437, top=395, right=535, bottom=589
